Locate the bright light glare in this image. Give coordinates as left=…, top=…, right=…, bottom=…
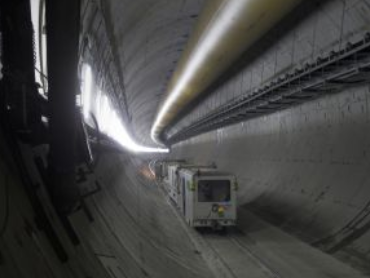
left=96, top=93, right=169, bottom=153
left=151, top=0, right=246, bottom=143
left=82, top=65, right=93, bottom=120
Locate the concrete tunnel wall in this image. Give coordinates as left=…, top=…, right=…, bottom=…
left=2, top=0, right=370, bottom=277
left=0, top=123, right=213, bottom=278
left=160, top=0, right=370, bottom=272
left=80, top=153, right=213, bottom=278
left=170, top=82, right=370, bottom=272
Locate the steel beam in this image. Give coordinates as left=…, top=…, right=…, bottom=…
left=46, top=0, right=81, bottom=213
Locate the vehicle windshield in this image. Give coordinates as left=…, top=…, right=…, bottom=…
left=198, top=180, right=230, bottom=202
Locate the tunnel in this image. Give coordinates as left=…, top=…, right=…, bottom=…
left=1, top=0, right=370, bottom=277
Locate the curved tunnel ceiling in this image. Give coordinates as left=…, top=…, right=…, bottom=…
left=2, top=0, right=370, bottom=277
left=101, top=0, right=206, bottom=145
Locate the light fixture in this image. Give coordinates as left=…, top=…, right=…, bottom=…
left=81, top=63, right=168, bottom=153
left=97, top=94, right=169, bottom=153
left=82, top=64, right=93, bottom=120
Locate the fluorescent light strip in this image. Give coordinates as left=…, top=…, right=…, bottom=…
left=97, top=95, right=169, bottom=153
left=82, top=65, right=93, bottom=120
left=81, top=64, right=168, bottom=153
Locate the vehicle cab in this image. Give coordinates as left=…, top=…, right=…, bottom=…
left=178, top=168, right=237, bottom=229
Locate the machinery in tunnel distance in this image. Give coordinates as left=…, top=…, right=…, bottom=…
left=155, top=160, right=238, bottom=230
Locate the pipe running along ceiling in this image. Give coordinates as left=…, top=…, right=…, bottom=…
left=151, top=0, right=303, bottom=144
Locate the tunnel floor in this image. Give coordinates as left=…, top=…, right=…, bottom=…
left=67, top=155, right=368, bottom=278
left=1, top=151, right=368, bottom=277
left=158, top=179, right=367, bottom=277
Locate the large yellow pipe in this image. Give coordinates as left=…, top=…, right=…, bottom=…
left=151, top=0, right=302, bottom=143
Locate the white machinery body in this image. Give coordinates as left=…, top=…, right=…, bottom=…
left=177, top=168, right=237, bottom=228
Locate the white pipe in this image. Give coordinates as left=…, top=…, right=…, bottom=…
left=151, top=0, right=302, bottom=143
